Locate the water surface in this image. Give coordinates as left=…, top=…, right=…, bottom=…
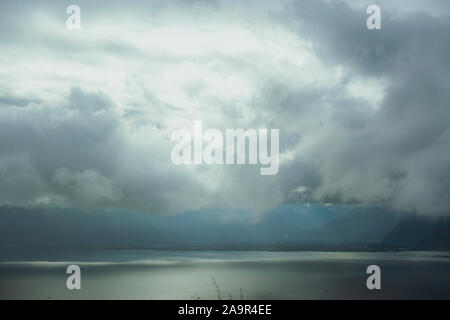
left=1, top=250, right=449, bottom=299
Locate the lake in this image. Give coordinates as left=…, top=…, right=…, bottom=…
left=0, top=250, right=449, bottom=299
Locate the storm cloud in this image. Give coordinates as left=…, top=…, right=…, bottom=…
left=0, top=0, right=449, bottom=217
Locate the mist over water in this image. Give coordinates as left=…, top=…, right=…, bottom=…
left=1, top=250, right=449, bottom=299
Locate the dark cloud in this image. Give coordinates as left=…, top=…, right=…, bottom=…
left=278, top=0, right=450, bottom=215
left=0, top=0, right=448, bottom=218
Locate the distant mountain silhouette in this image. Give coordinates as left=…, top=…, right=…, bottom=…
left=301, top=208, right=400, bottom=244
left=1, top=205, right=449, bottom=251
left=383, top=216, right=450, bottom=250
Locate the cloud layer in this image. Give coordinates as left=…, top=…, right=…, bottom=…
left=0, top=0, right=449, bottom=217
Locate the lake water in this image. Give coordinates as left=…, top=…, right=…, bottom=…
left=1, top=250, right=449, bottom=299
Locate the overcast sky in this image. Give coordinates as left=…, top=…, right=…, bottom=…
left=0, top=0, right=449, bottom=219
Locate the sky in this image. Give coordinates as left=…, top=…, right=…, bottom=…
left=0, top=0, right=449, bottom=224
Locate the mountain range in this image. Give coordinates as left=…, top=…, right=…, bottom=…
left=0, top=205, right=449, bottom=251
